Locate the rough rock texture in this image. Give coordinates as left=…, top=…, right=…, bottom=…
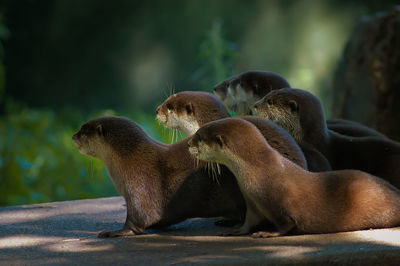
left=1, top=197, right=400, bottom=265
left=332, top=7, right=400, bottom=140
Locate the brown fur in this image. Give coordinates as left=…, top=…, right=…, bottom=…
left=73, top=116, right=246, bottom=237
left=214, top=71, right=384, bottom=138
left=254, top=88, right=400, bottom=188
left=188, top=118, right=400, bottom=237
left=326, top=119, right=386, bottom=138
left=156, top=91, right=230, bottom=135
left=157, top=91, right=307, bottom=170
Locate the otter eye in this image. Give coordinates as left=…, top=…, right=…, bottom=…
left=267, top=99, right=273, bottom=105
left=288, top=100, right=298, bottom=112
left=96, top=124, right=103, bottom=136
left=185, top=103, right=193, bottom=114
left=166, top=103, right=173, bottom=110
left=215, top=135, right=224, bottom=147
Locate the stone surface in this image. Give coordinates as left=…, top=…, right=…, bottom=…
left=1, top=196, right=400, bottom=265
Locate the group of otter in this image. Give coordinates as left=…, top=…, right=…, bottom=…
left=73, top=70, right=400, bottom=238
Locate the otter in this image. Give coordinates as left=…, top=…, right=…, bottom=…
left=188, top=118, right=400, bottom=237
left=213, top=70, right=385, bottom=138
left=254, top=88, right=400, bottom=188
left=73, top=116, right=247, bottom=237
left=157, top=91, right=327, bottom=172
left=213, top=70, right=291, bottom=115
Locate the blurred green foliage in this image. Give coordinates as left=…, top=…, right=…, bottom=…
left=1, top=101, right=111, bottom=206
left=196, top=20, right=238, bottom=87
left=0, top=100, right=177, bottom=206
left=3, top=0, right=397, bottom=113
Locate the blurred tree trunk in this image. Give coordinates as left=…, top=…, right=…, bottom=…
left=332, top=7, right=400, bottom=141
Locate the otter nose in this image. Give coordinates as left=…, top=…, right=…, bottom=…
left=156, top=106, right=160, bottom=115
left=72, top=133, right=79, bottom=141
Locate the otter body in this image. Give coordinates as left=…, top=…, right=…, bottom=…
left=254, top=88, right=400, bottom=188
left=73, top=117, right=245, bottom=237
left=188, top=118, right=400, bottom=237
left=157, top=91, right=312, bottom=171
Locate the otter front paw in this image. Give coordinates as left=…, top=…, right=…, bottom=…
left=98, top=228, right=136, bottom=238
left=251, top=231, right=282, bottom=238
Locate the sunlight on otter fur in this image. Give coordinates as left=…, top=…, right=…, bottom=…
left=255, top=103, right=304, bottom=143
left=189, top=141, right=222, bottom=185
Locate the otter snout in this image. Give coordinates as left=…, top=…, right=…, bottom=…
left=213, top=82, right=228, bottom=99
left=187, top=138, right=199, bottom=156
left=72, top=132, right=79, bottom=141
left=72, top=132, right=81, bottom=149
left=156, top=106, right=167, bottom=124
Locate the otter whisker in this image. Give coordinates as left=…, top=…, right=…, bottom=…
left=164, top=86, right=169, bottom=98
left=211, top=162, right=216, bottom=182
left=207, top=161, right=212, bottom=179
left=171, top=129, right=175, bottom=144
left=175, top=129, right=179, bottom=143
left=211, top=162, right=221, bottom=185
left=167, top=84, right=175, bottom=97
left=216, top=162, right=221, bottom=175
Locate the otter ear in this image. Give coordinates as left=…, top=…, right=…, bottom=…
left=96, top=124, right=103, bottom=136
left=185, top=103, right=194, bottom=114
left=289, top=100, right=298, bottom=112
left=215, top=135, right=225, bottom=147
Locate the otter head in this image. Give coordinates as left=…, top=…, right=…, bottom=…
left=253, top=88, right=325, bottom=143
left=156, top=92, right=199, bottom=136
left=156, top=91, right=230, bottom=136
left=188, top=118, right=264, bottom=167
left=73, top=120, right=105, bottom=157
left=213, top=74, right=254, bottom=115
left=213, top=79, right=230, bottom=102
left=73, top=116, right=145, bottom=159
left=213, top=71, right=290, bottom=116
